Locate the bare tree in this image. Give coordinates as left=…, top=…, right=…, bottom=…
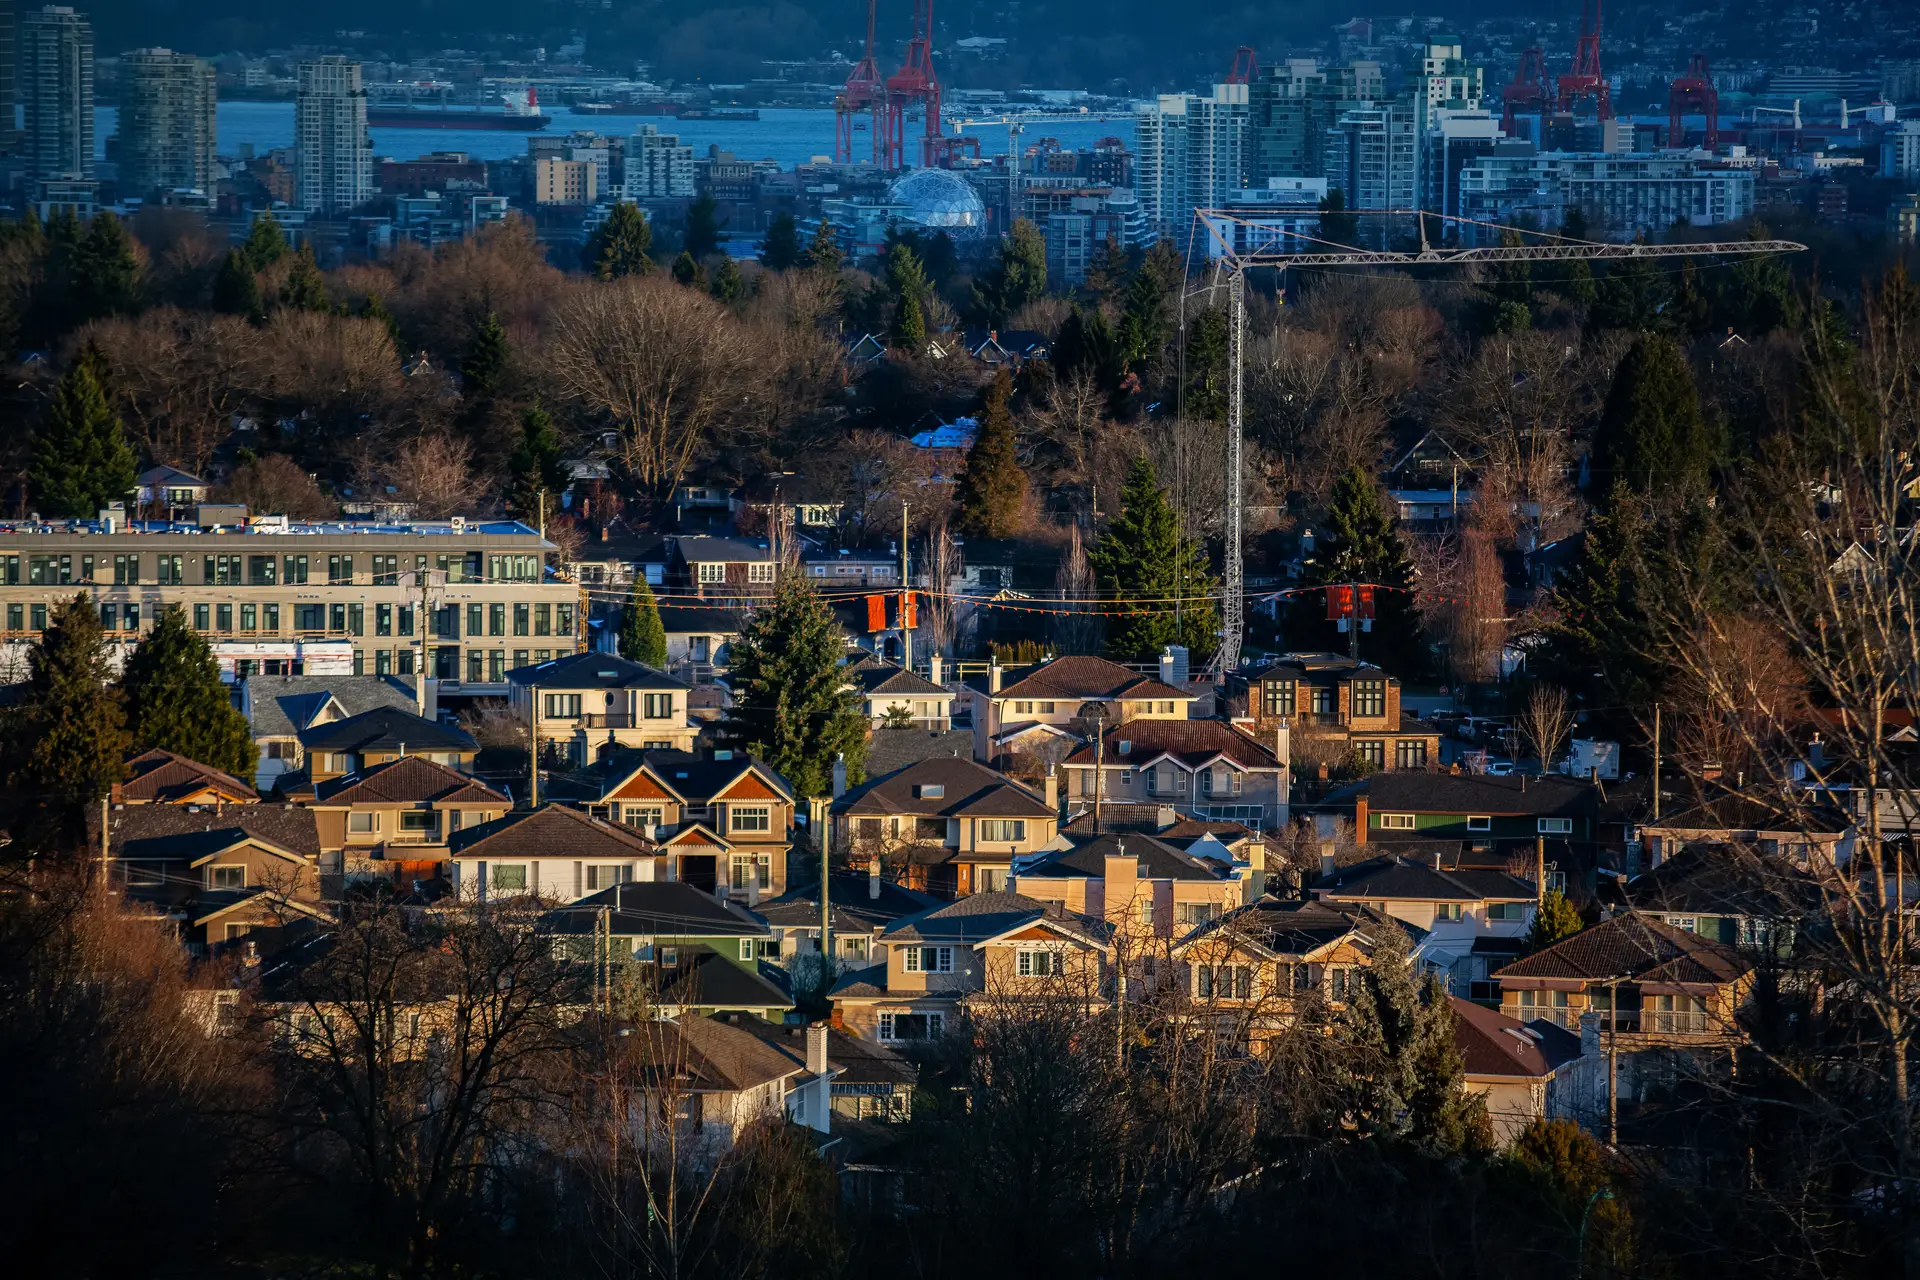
left=366, top=430, right=480, bottom=518
left=214, top=453, right=336, bottom=519
left=919, top=519, right=963, bottom=659
left=1516, top=683, right=1573, bottom=769
left=82, top=308, right=268, bottom=475
left=1052, top=524, right=1101, bottom=655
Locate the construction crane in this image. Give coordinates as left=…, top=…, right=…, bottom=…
left=881, top=0, right=979, bottom=168
left=1190, top=210, right=1807, bottom=673
left=1555, top=0, right=1613, bottom=119
left=1501, top=47, right=1551, bottom=139
left=1667, top=53, right=1719, bottom=149
left=1751, top=102, right=1802, bottom=131
left=1226, top=46, right=1259, bottom=85
left=834, top=0, right=887, bottom=165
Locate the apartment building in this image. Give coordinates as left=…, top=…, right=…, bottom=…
left=295, top=56, right=372, bottom=214
left=118, top=48, right=216, bottom=198
left=0, top=511, right=578, bottom=692
left=1135, top=82, right=1249, bottom=240
left=18, top=4, right=93, bottom=185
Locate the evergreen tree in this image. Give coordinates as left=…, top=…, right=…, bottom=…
left=1337, top=924, right=1493, bottom=1156
left=886, top=241, right=931, bottom=350
left=279, top=245, right=331, bottom=313
left=507, top=406, right=568, bottom=515
left=461, top=311, right=510, bottom=401
left=30, top=349, right=137, bottom=517
left=587, top=202, right=654, bottom=280
left=671, top=249, right=707, bottom=289
left=1317, top=188, right=1361, bottom=248
left=618, top=574, right=669, bottom=668
left=1081, top=234, right=1131, bottom=307
left=1053, top=304, right=1122, bottom=392
left=1670, top=258, right=1712, bottom=338
left=242, top=211, right=289, bottom=271
left=804, top=217, right=844, bottom=274
left=13, top=594, right=130, bottom=816
left=211, top=248, right=263, bottom=318
left=121, top=607, right=258, bottom=780
left=1184, top=307, right=1231, bottom=420
left=1088, top=456, right=1220, bottom=661
left=1117, top=266, right=1170, bottom=379
left=361, top=291, right=403, bottom=351
left=953, top=371, right=1029, bottom=538
left=1588, top=250, right=1672, bottom=334
left=684, top=192, right=724, bottom=260
left=1720, top=220, right=1800, bottom=336
left=68, top=211, right=143, bottom=323
left=760, top=212, right=800, bottom=270
left=1299, top=466, right=1421, bottom=672
left=972, top=217, right=1048, bottom=326
left=1527, top=888, right=1585, bottom=952
left=720, top=577, right=870, bottom=796
left=710, top=257, right=745, bottom=304
left=1591, top=333, right=1712, bottom=498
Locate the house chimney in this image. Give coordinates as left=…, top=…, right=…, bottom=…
left=1433, top=851, right=1441, bottom=870
left=869, top=854, right=882, bottom=900
left=989, top=658, right=1003, bottom=694
left=832, top=752, right=847, bottom=800
left=1044, top=765, right=1058, bottom=814
left=807, top=1021, right=829, bottom=1076
left=1156, top=804, right=1177, bottom=831
left=1159, top=646, right=1176, bottom=686
left=929, top=652, right=944, bottom=686
left=1354, top=795, right=1369, bottom=844
left=1102, top=839, right=1138, bottom=926
left=1275, top=720, right=1291, bottom=776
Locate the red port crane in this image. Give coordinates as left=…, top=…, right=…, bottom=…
left=881, top=0, right=977, bottom=168
left=1667, top=53, right=1719, bottom=149
left=834, top=0, right=887, bottom=164
left=1555, top=0, right=1613, bottom=119
left=1501, top=46, right=1550, bottom=138
left=1226, top=46, right=1258, bottom=85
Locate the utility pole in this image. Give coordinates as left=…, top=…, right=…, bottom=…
left=1651, top=702, right=1662, bottom=821
left=98, top=794, right=110, bottom=896
left=1349, top=580, right=1360, bottom=662
left=820, top=809, right=832, bottom=983
left=900, top=501, right=912, bottom=672
left=1536, top=834, right=1546, bottom=902
left=1607, top=974, right=1621, bottom=1147
left=528, top=683, right=540, bottom=808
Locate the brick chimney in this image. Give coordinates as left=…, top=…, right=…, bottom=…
left=1354, top=795, right=1369, bottom=844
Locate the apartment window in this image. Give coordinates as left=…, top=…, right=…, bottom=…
left=156, top=554, right=183, bottom=585
left=294, top=604, right=323, bottom=631
left=1537, top=818, right=1574, bottom=835
left=623, top=806, right=664, bottom=829
left=193, top=604, right=210, bottom=630
left=1395, top=740, right=1427, bottom=769
left=376, top=604, right=392, bottom=636
left=730, top=855, right=772, bottom=891
left=513, top=649, right=529, bottom=669
left=5, top=604, right=20, bottom=632
left=586, top=865, right=632, bottom=891
left=1263, top=680, right=1295, bottom=717
left=99, top=603, right=117, bottom=630
left=369, top=554, right=397, bottom=585
left=489, top=603, right=506, bottom=636
left=697, top=562, right=725, bottom=583
left=352, top=650, right=365, bottom=676
left=466, top=604, right=484, bottom=637
left=399, top=649, right=416, bottom=676
left=978, top=819, right=1026, bottom=842
left=543, top=694, right=582, bottom=719
left=0, top=555, right=17, bottom=585
left=1488, top=902, right=1528, bottom=922
left=434, top=605, right=459, bottom=640
left=283, top=554, right=308, bottom=584
left=557, top=603, right=575, bottom=636
left=203, top=554, right=242, bottom=585
left=513, top=604, right=529, bottom=636
left=489, top=650, right=505, bottom=681
left=1435, top=903, right=1464, bottom=922
left=376, top=650, right=392, bottom=676
left=489, top=864, right=528, bottom=892
left=348, top=812, right=377, bottom=833
left=643, top=693, right=673, bottom=718
left=1378, top=813, right=1416, bottom=831
left=398, top=605, right=414, bottom=637
left=262, top=603, right=278, bottom=632
left=113, top=553, right=140, bottom=584
left=1354, top=740, right=1386, bottom=769
left=1176, top=902, right=1220, bottom=926
left=329, top=604, right=346, bottom=633
left=731, top=806, right=772, bottom=833
left=239, top=603, right=257, bottom=632
left=348, top=604, right=364, bottom=637
left=1352, top=678, right=1386, bottom=718
left=533, top=603, right=552, bottom=636
left=211, top=865, right=245, bottom=889
left=467, top=650, right=483, bottom=682
left=1467, top=815, right=1491, bottom=832
left=1016, top=949, right=1062, bottom=977
left=248, top=555, right=277, bottom=585
left=216, top=604, right=234, bottom=632
left=903, top=946, right=953, bottom=973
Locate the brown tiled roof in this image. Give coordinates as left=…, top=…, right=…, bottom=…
left=1063, top=720, right=1282, bottom=770
left=883, top=891, right=1110, bottom=946
left=313, top=756, right=510, bottom=807
left=1493, top=911, right=1752, bottom=986
left=98, top=802, right=321, bottom=858
left=121, top=749, right=259, bottom=804
left=994, top=655, right=1190, bottom=703
left=448, top=804, right=657, bottom=861
left=1025, top=832, right=1232, bottom=883
left=1175, top=896, right=1371, bottom=958
left=836, top=757, right=1053, bottom=819
left=1450, top=997, right=1583, bottom=1078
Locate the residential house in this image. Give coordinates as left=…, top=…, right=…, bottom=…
left=1625, top=841, right=1812, bottom=953
left=578, top=749, right=797, bottom=900
left=543, top=880, right=794, bottom=1018
left=969, top=654, right=1195, bottom=768
left=289, top=706, right=478, bottom=785
left=1450, top=996, right=1596, bottom=1145
left=655, top=601, right=742, bottom=677
left=1061, top=719, right=1289, bottom=829
left=802, top=546, right=899, bottom=587
left=1638, top=786, right=1856, bottom=873
left=752, top=870, right=940, bottom=974
left=842, top=653, right=954, bottom=730
left=506, top=651, right=697, bottom=763
left=303, top=756, right=511, bottom=891
left=1167, top=897, right=1378, bottom=1035
left=1313, top=853, right=1538, bottom=997
left=606, top=1015, right=832, bottom=1149
left=962, top=329, right=1051, bottom=368
left=1015, top=832, right=1251, bottom=945
left=830, top=892, right=1109, bottom=1044
left=1357, top=773, right=1600, bottom=846
left=242, top=673, right=428, bottom=791
left=1493, top=911, right=1754, bottom=1076
left=671, top=536, right=778, bottom=598
left=1060, top=804, right=1274, bottom=872
left=835, top=756, right=1061, bottom=896
left=448, top=803, right=661, bottom=902
left=566, top=522, right=672, bottom=588
left=1235, top=653, right=1440, bottom=773
left=733, top=472, right=848, bottom=533
left=116, top=749, right=259, bottom=806
left=135, top=464, right=212, bottom=511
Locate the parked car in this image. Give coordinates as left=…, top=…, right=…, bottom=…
left=1484, top=758, right=1516, bottom=776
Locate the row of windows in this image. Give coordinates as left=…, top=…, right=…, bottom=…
left=901, top=945, right=955, bottom=974
left=1376, top=813, right=1573, bottom=835
left=177, top=601, right=575, bottom=640
left=1192, top=963, right=1362, bottom=1001
left=0, top=551, right=544, bottom=588
left=1259, top=680, right=1391, bottom=718
left=542, top=692, right=676, bottom=719
left=695, top=561, right=777, bottom=584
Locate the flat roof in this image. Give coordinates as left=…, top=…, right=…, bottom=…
left=0, top=518, right=549, bottom=542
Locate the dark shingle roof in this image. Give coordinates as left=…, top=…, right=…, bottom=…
left=1176, top=895, right=1371, bottom=957
left=1626, top=843, right=1815, bottom=918
left=595, top=749, right=794, bottom=805
left=864, top=727, right=977, bottom=774
left=828, top=963, right=889, bottom=998
left=883, top=890, right=1108, bottom=946
left=657, top=953, right=796, bottom=1011
left=676, top=535, right=775, bottom=563
left=247, top=674, right=422, bottom=739
left=1494, top=910, right=1753, bottom=986
left=753, top=873, right=939, bottom=933
left=1025, top=832, right=1231, bottom=883
left=837, top=757, right=1052, bottom=819
left=993, top=656, right=1190, bottom=703
left=544, top=880, right=768, bottom=936
left=313, top=755, right=509, bottom=806
left=1364, top=773, right=1599, bottom=819
left=504, top=652, right=689, bottom=691
left=1450, top=997, right=1584, bottom=1078
left=100, top=802, right=321, bottom=859
left=623, top=1014, right=805, bottom=1091
left=298, top=706, right=477, bottom=755
left=845, top=657, right=948, bottom=698
left=450, top=804, right=657, bottom=861
left=656, top=602, right=743, bottom=635
left=1064, top=720, right=1282, bottom=770
left=1315, top=855, right=1538, bottom=902
left=121, top=749, right=258, bottom=804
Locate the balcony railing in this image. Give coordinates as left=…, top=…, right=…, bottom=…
left=584, top=713, right=673, bottom=729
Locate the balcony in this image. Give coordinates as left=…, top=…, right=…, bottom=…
left=585, top=713, right=665, bottom=729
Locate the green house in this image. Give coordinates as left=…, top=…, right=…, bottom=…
left=1358, top=773, right=1599, bottom=844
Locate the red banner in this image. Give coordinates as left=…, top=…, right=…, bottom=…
left=1326, top=583, right=1353, bottom=621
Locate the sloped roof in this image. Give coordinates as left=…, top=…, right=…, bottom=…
left=657, top=953, right=796, bottom=1011
left=1064, top=719, right=1283, bottom=771
left=656, top=602, right=743, bottom=635
left=1024, top=832, right=1231, bottom=883
left=121, top=749, right=259, bottom=804
left=993, top=655, right=1190, bottom=703
left=1494, top=910, right=1753, bottom=986
left=1644, top=784, right=1854, bottom=836
left=100, top=802, right=321, bottom=859
left=827, top=963, right=890, bottom=999
left=1315, top=855, right=1538, bottom=902
left=449, top=804, right=657, bottom=861
left=676, top=535, right=774, bottom=563
left=883, top=890, right=1108, bottom=947
left=1175, top=895, right=1372, bottom=958
left=1450, top=996, right=1586, bottom=1079
left=1364, top=772, right=1599, bottom=819
left=544, top=880, right=766, bottom=937
left=313, top=755, right=509, bottom=806
left=623, top=1015, right=806, bottom=1092
left=598, top=749, right=794, bottom=806
left=837, top=757, right=1052, bottom=819
left=753, top=872, right=939, bottom=933
left=298, top=706, right=477, bottom=755
left=247, top=674, right=421, bottom=739
left=845, top=656, right=948, bottom=699
left=1626, top=842, right=1816, bottom=918
left=138, top=464, right=206, bottom=486
left=504, top=651, right=688, bottom=692
left=864, top=727, right=977, bottom=775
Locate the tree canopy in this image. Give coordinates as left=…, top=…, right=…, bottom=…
left=31, top=348, right=138, bottom=518
left=618, top=574, right=669, bottom=668
left=11, top=594, right=130, bottom=817
left=720, top=577, right=869, bottom=797
left=952, top=372, right=1029, bottom=539
left=121, top=607, right=259, bottom=780
left=1089, top=456, right=1219, bottom=662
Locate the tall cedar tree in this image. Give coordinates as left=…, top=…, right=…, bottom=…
left=684, top=193, right=724, bottom=260
left=361, top=291, right=403, bottom=350
left=461, top=311, right=510, bottom=401
left=618, top=574, right=669, bottom=668
left=242, top=211, right=289, bottom=270
left=121, top=606, right=259, bottom=780
left=211, top=249, right=262, bottom=318
left=1317, top=188, right=1360, bottom=248
left=1299, top=465, right=1421, bottom=673
left=886, top=241, right=930, bottom=349
left=972, top=217, right=1047, bottom=326
left=761, top=212, right=800, bottom=270
left=720, top=577, right=869, bottom=796
left=1591, top=333, right=1713, bottom=500
left=279, top=245, right=331, bottom=313
left=13, top=594, right=130, bottom=815
left=68, top=211, right=143, bottom=325
left=952, top=372, right=1029, bottom=538
left=507, top=406, right=568, bottom=516
left=1527, top=888, right=1585, bottom=952
left=1117, top=254, right=1173, bottom=377
left=1053, top=305, right=1122, bottom=393
left=1588, top=250, right=1672, bottom=334
left=804, top=217, right=843, bottom=274
left=1089, top=456, right=1220, bottom=662
left=1184, top=308, right=1231, bottom=420
left=710, top=257, right=745, bottom=303
left=588, top=202, right=653, bottom=279
left=31, top=348, right=137, bottom=517
left=1337, top=924, right=1494, bottom=1156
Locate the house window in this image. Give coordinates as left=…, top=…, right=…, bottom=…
left=1327, top=967, right=1358, bottom=1001
left=738, top=939, right=756, bottom=961
left=643, top=693, right=673, bottom=718
left=1013, top=701, right=1033, bottom=714
left=1489, top=902, right=1528, bottom=922
left=623, top=805, right=663, bottom=829
left=586, top=865, right=632, bottom=891
left=731, top=806, right=772, bottom=834
left=1176, top=902, right=1219, bottom=926
left=211, top=865, right=245, bottom=889
left=842, top=935, right=869, bottom=960
left=698, top=562, right=726, bottom=583
left=348, top=812, right=377, bottom=833
left=1669, top=916, right=1697, bottom=933
left=978, top=819, right=1026, bottom=842
left=747, top=562, right=775, bottom=583
left=976, top=867, right=1008, bottom=893
left=1289, top=962, right=1314, bottom=991
left=490, top=864, right=528, bottom=892
left=1435, top=902, right=1464, bottom=922
left=1309, top=686, right=1335, bottom=714
left=902, top=946, right=953, bottom=973
left=398, top=811, right=433, bottom=833
left=1037, top=701, right=1056, bottom=714
left=1395, top=740, right=1427, bottom=769
left=878, top=1012, right=944, bottom=1042
left=1263, top=680, right=1295, bottom=717
left=543, top=694, right=582, bottom=719
left=1352, top=678, right=1387, bottom=718
left=1016, top=949, right=1062, bottom=977
left=1537, top=818, right=1574, bottom=835
left=1378, top=813, right=1416, bottom=830
left=730, top=855, right=772, bottom=891
left=1467, top=815, right=1492, bottom=832
left=1354, top=740, right=1385, bottom=768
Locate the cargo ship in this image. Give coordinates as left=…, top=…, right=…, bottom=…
left=569, top=102, right=760, bottom=120
left=369, top=86, right=552, bottom=131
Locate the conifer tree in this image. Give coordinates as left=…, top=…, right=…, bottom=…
left=1317, top=188, right=1361, bottom=248
left=710, top=257, right=745, bottom=304
left=507, top=406, right=568, bottom=516
left=587, top=202, right=653, bottom=280
left=953, top=371, right=1029, bottom=538
left=1117, top=260, right=1171, bottom=378
left=1089, top=456, right=1219, bottom=661
left=1527, top=888, right=1585, bottom=952
left=1589, top=250, right=1672, bottom=334
left=804, top=217, right=843, bottom=274
left=13, top=594, right=130, bottom=816
left=242, top=211, right=289, bottom=271
left=1299, top=466, right=1420, bottom=672
left=886, top=241, right=931, bottom=349
left=671, top=250, right=707, bottom=289
left=720, top=577, right=869, bottom=796
left=30, top=349, right=137, bottom=517
left=971, top=217, right=1048, bottom=326
left=1082, top=234, right=1131, bottom=307
left=461, top=311, right=510, bottom=401
left=279, top=244, right=331, bottom=313
left=618, top=574, right=669, bottom=668
left=211, top=249, right=263, bottom=318
left=360, top=291, right=403, bottom=351
left=761, top=212, right=800, bottom=270
left=684, top=193, right=724, bottom=260
left=1591, top=333, right=1712, bottom=498
left=68, top=211, right=143, bottom=323
left=121, top=606, right=258, bottom=780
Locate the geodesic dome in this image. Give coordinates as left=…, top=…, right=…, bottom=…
left=886, top=168, right=988, bottom=239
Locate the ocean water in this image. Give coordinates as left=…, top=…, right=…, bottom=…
left=94, top=101, right=1137, bottom=170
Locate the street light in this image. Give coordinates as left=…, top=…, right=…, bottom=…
left=1577, top=1186, right=1616, bottom=1279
